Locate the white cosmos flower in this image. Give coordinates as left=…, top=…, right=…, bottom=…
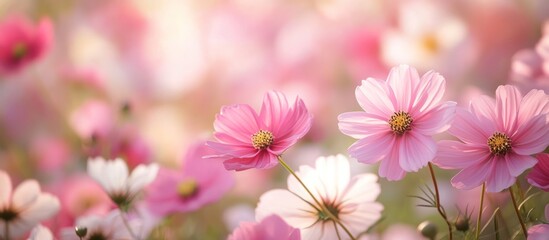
left=61, top=209, right=141, bottom=240
left=256, top=154, right=383, bottom=240
left=87, top=157, right=159, bottom=207
left=0, top=170, right=60, bottom=239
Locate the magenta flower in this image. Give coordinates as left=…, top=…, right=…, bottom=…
left=207, top=91, right=312, bottom=171
left=338, top=65, right=456, bottom=180
left=527, top=153, right=549, bottom=191
left=145, top=142, right=235, bottom=216
left=228, top=214, right=301, bottom=240
left=434, top=85, right=549, bottom=192
left=0, top=16, right=52, bottom=75
left=528, top=204, right=549, bottom=240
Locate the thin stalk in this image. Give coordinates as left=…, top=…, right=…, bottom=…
left=4, top=223, right=8, bottom=240
left=427, top=163, right=453, bottom=240
left=277, top=156, right=356, bottom=240
left=121, top=211, right=139, bottom=240
left=475, top=183, right=485, bottom=240
left=509, top=188, right=528, bottom=238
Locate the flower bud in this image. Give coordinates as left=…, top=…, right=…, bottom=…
left=455, top=216, right=470, bottom=232
left=75, top=226, right=88, bottom=238
left=417, top=221, right=438, bottom=240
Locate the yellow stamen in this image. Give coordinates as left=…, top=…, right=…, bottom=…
left=251, top=130, right=274, bottom=149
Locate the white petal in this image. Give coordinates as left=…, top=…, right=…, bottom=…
left=256, top=189, right=317, bottom=229
left=0, top=170, right=12, bottom=207
left=313, top=155, right=350, bottom=201
left=128, top=163, right=159, bottom=194
left=12, top=180, right=40, bottom=210
left=27, top=224, right=53, bottom=240
left=19, top=193, right=60, bottom=224
left=106, top=158, right=129, bottom=193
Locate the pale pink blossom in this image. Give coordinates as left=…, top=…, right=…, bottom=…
left=338, top=65, right=456, bottom=180
left=528, top=204, right=549, bottom=240
left=0, top=170, right=60, bottom=239
left=228, top=214, right=301, bottom=240
left=207, top=91, right=312, bottom=171
left=256, top=154, right=383, bottom=239
left=434, top=85, right=549, bottom=192
left=145, top=142, right=234, bottom=216
left=69, top=100, right=114, bottom=140
left=527, top=153, right=549, bottom=191
left=0, top=16, right=52, bottom=75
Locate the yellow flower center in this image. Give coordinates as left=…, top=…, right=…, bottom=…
left=251, top=130, right=274, bottom=150
left=177, top=179, right=198, bottom=198
left=487, top=132, right=511, bottom=156
left=422, top=34, right=439, bottom=54
left=389, top=111, right=413, bottom=135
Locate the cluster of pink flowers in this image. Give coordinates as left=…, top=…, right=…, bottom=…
left=1, top=1, right=549, bottom=240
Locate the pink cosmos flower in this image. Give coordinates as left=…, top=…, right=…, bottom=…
left=527, top=153, right=549, bottom=191
left=0, top=170, right=60, bottom=239
left=228, top=214, right=301, bottom=240
left=434, top=85, right=549, bottom=192
left=145, top=142, right=234, bottom=216
left=528, top=204, right=549, bottom=240
left=256, top=155, right=383, bottom=239
left=69, top=100, right=114, bottom=140
left=207, top=91, right=312, bottom=171
left=338, top=64, right=456, bottom=180
left=0, top=16, right=52, bottom=75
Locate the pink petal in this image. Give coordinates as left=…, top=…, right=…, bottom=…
left=413, top=101, right=456, bottom=135
left=206, top=140, right=258, bottom=158
left=512, top=114, right=549, bottom=155
left=434, top=140, right=490, bottom=169
left=485, top=160, right=514, bottom=192
left=494, top=85, right=521, bottom=133
left=505, top=153, right=537, bottom=177
left=214, top=104, right=260, bottom=143
left=222, top=151, right=278, bottom=171
left=259, top=91, right=290, bottom=131
left=527, top=154, right=549, bottom=191
left=355, top=78, right=395, bottom=119
left=469, top=95, right=497, bottom=127
left=0, top=171, right=11, bottom=207
left=12, top=180, right=40, bottom=210
left=451, top=158, right=493, bottom=190
left=338, top=112, right=390, bottom=139
left=411, top=70, right=446, bottom=113
left=348, top=132, right=394, bottom=165
left=268, top=98, right=312, bottom=154
left=386, top=65, right=421, bottom=112
left=379, top=141, right=406, bottom=181
left=528, top=224, right=549, bottom=240
left=517, top=88, right=549, bottom=125
left=448, top=108, right=492, bottom=146
left=398, top=132, right=437, bottom=172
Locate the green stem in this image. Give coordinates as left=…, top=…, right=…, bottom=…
left=427, top=163, right=453, bottom=240
left=120, top=211, right=140, bottom=240
left=509, top=188, right=528, bottom=238
left=475, top=183, right=485, bottom=240
left=277, top=156, right=356, bottom=240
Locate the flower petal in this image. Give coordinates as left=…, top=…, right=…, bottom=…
left=512, top=114, right=549, bottom=155
left=12, top=180, right=40, bottom=210
left=259, top=91, right=291, bottom=133
left=0, top=171, right=11, bottom=207
left=451, top=157, right=493, bottom=190
left=214, top=104, right=260, bottom=143
left=485, top=160, right=514, bottom=192
left=448, top=108, right=492, bottom=146
left=338, top=111, right=390, bottom=139
left=128, top=163, right=159, bottom=194
left=413, top=101, right=456, bottom=135
left=517, top=88, right=549, bottom=125
left=505, top=153, right=537, bottom=177
left=434, top=140, right=490, bottom=169
left=379, top=142, right=406, bottom=181
left=398, top=132, right=436, bottom=172
left=355, top=78, right=395, bottom=119
left=348, top=132, right=394, bottom=165
left=18, top=193, right=60, bottom=225
left=412, top=70, right=446, bottom=113
left=255, top=189, right=317, bottom=229
left=386, top=65, right=421, bottom=112
left=312, top=155, right=350, bottom=201
left=494, top=85, right=521, bottom=133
